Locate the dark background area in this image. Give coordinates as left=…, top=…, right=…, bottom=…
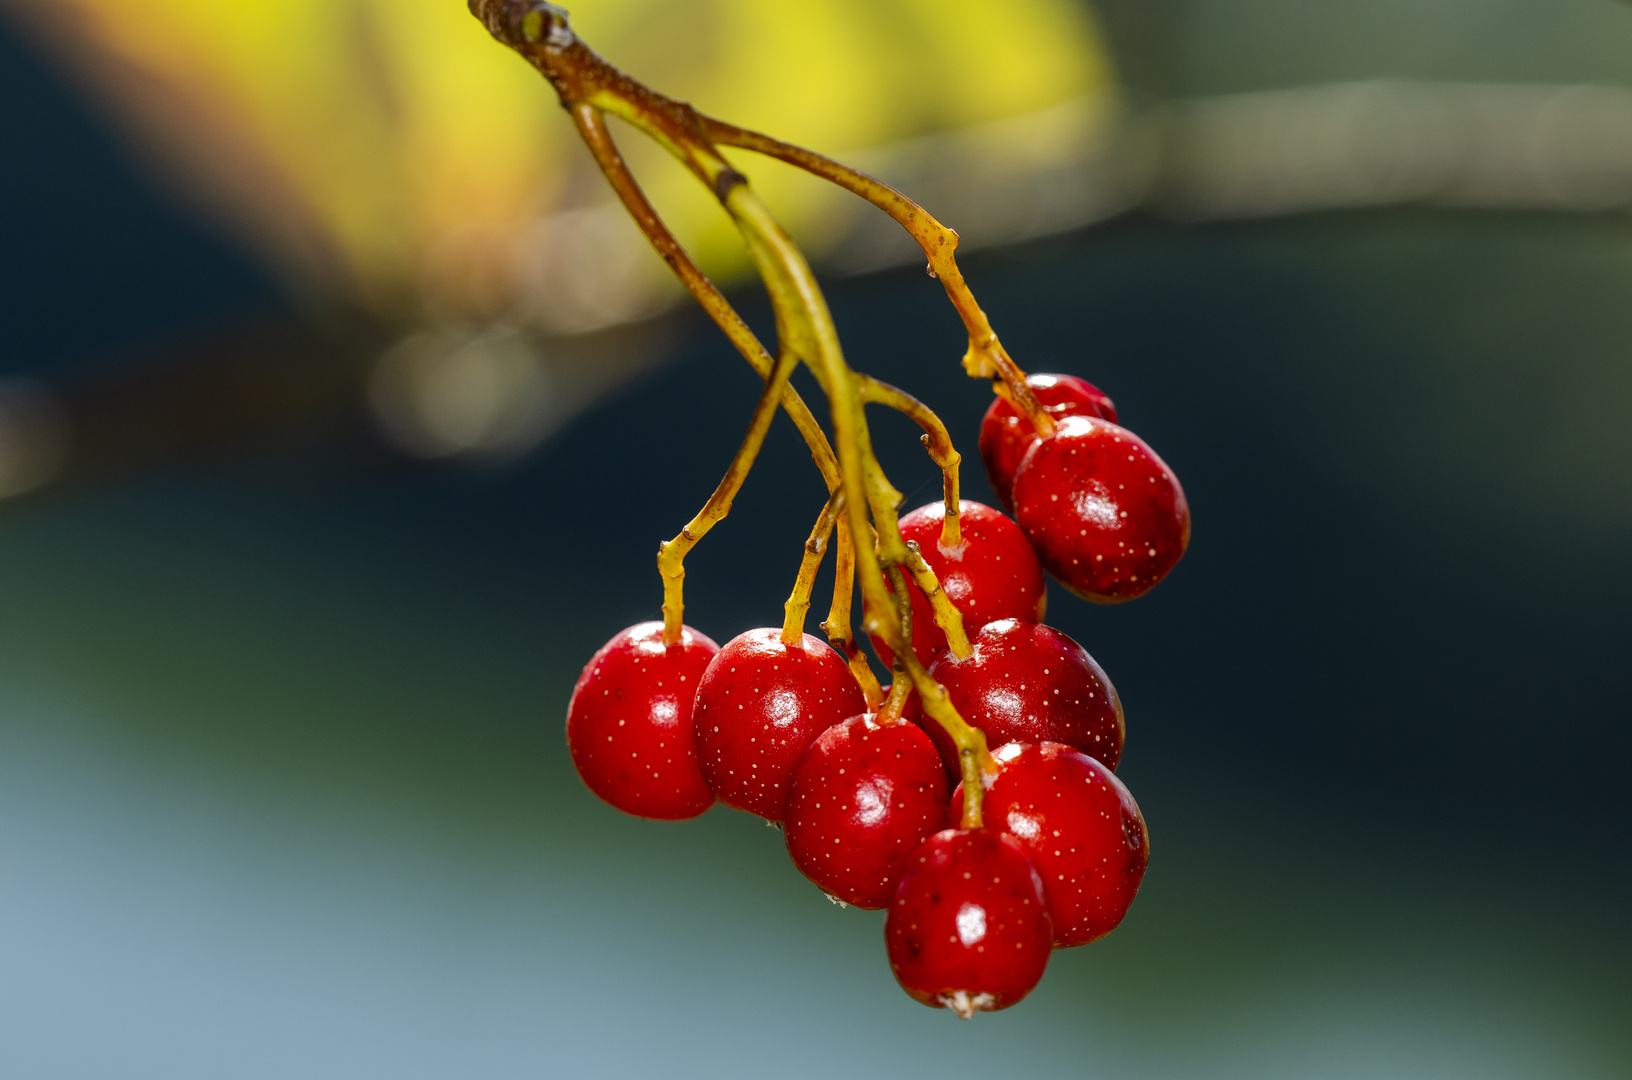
left=1, top=8, right=1628, bottom=1078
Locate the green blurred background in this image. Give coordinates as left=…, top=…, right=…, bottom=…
left=1, top=2, right=1629, bottom=1077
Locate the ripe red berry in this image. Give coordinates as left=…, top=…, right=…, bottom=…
left=565, top=621, right=719, bottom=820
left=951, top=742, right=1149, bottom=947
left=980, top=374, right=1117, bottom=512
left=873, top=500, right=1047, bottom=667
left=692, top=628, right=868, bottom=821
left=783, top=713, right=949, bottom=908
left=1011, top=414, right=1189, bottom=603
left=885, top=827, right=1053, bottom=1017
left=919, top=618, right=1123, bottom=780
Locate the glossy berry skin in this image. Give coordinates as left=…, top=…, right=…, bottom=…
left=951, top=742, right=1148, bottom=947
left=565, top=621, right=719, bottom=820
left=692, top=628, right=868, bottom=821
left=921, top=619, right=1123, bottom=780
left=980, top=374, right=1117, bottom=512
left=1011, top=414, right=1189, bottom=603
left=783, top=713, right=949, bottom=908
left=885, top=828, right=1053, bottom=1017
left=873, top=500, right=1047, bottom=667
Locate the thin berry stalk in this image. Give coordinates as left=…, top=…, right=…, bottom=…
left=875, top=563, right=915, bottom=725
left=658, top=348, right=798, bottom=643
left=781, top=489, right=842, bottom=645
left=821, top=517, right=884, bottom=707
left=856, top=374, right=963, bottom=547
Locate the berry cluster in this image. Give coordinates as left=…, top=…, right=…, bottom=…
left=567, top=372, right=1185, bottom=1016
left=471, top=1, right=1190, bottom=1018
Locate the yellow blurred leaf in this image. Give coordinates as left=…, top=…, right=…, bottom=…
left=3, top=0, right=1114, bottom=324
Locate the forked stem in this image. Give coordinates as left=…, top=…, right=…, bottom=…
left=571, top=95, right=880, bottom=675
left=719, top=181, right=991, bottom=822
left=698, top=117, right=1054, bottom=438
left=471, top=0, right=990, bottom=817
left=571, top=105, right=842, bottom=491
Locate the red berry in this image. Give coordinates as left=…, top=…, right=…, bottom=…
left=885, top=828, right=1053, bottom=1017
left=1011, top=414, right=1189, bottom=603
left=872, top=500, right=1048, bottom=667
left=980, top=374, right=1117, bottom=512
left=565, top=621, right=719, bottom=820
left=692, top=628, right=868, bottom=821
left=783, top=713, right=949, bottom=908
left=951, top=742, right=1149, bottom=947
left=920, top=619, right=1123, bottom=780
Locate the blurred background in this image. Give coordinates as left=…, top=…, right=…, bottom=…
left=0, top=1, right=1629, bottom=1076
